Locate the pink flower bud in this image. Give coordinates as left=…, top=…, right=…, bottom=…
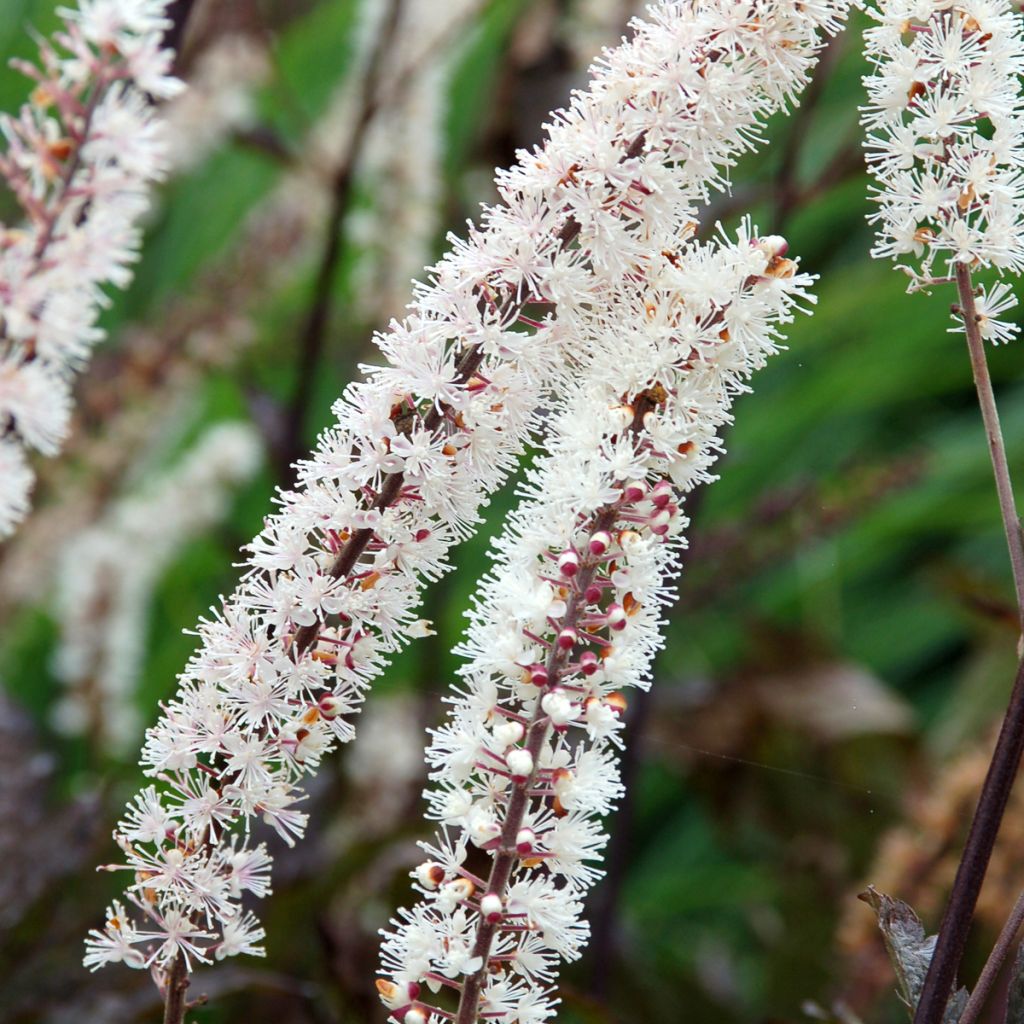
left=606, top=604, right=627, bottom=631
left=516, top=827, right=536, bottom=855
left=557, top=549, right=580, bottom=576
left=557, top=627, right=577, bottom=650
left=318, top=695, right=345, bottom=719
left=480, top=892, right=503, bottom=923
left=651, top=479, right=673, bottom=508
left=623, top=479, right=646, bottom=503
left=584, top=583, right=602, bottom=604
left=650, top=508, right=672, bottom=535
left=579, top=651, right=599, bottom=676
left=589, top=530, right=612, bottom=556
left=529, top=663, right=549, bottom=687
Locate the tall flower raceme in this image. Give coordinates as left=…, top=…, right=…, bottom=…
left=85, top=0, right=849, bottom=984
left=377, top=226, right=814, bottom=1024
left=0, top=0, right=182, bottom=539
left=861, top=0, right=1024, bottom=331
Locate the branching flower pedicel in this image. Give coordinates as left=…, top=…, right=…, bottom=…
left=377, top=227, right=814, bottom=1024
left=87, top=0, right=847, bottom=980
left=0, top=0, right=181, bottom=538
left=862, top=0, right=1024, bottom=331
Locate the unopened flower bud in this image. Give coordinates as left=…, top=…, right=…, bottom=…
left=515, top=827, right=536, bottom=854
left=650, top=508, right=672, bottom=535
left=623, top=479, right=646, bottom=503
left=480, top=892, right=503, bottom=923
left=506, top=748, right=534, bottom=780
left=542, top=689, right=576, bottom=727
left=415, top=861, right=446, bottom=890
left=318, top=694, right=345, bottom=718
left=651, top=480, right=673, bottom=508
left=557, top=550, right=579, bottom=577
left=606, top=604, right=627, bottom=631
left=579, top=650, right=599, bottom=676
left=589, top=530, right=612, bottom=556
left=584, top=583, right=602, bottom=604
left=493, top=720, right=525, bottom=748
left=529, top=663, right=549, bottom=687
left=557, top=627, right=577, bottom=650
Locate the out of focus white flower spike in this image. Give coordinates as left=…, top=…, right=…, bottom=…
left=0, top=0, right=181, bottom=539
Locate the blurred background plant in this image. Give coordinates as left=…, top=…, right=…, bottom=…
left=1, top=1, right=1023, bottom=1022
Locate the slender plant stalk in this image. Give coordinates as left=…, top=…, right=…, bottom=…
left=959, top=890, right=1024, bottom=1024
left=162, top=954, right=190, bottom=1024
left=912, top=261, right=1024, bottom=1024
left=912, top=657, right=1024, bottom=1024
left=955, top=262, right=1024, bottom=624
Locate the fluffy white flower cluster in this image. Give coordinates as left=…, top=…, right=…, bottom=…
left=376, top=227, right=813, bottom=1024
left=0, top=0, right=181, bottom=539
left=87, top=0, right=846, bottom=976
left=862, top=0, right=1024, bottom=339
left=52, top=423, right=263, bottom=754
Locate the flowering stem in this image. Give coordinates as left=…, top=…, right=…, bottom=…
left=912, top=264, right=1024, bottom=1024
left=954, top=261, right=1024, bottom=625
left=453, top=397, right=654, bottom=1024
left=162, top=953, right=190, bottom=1024
left=453, top=508, right=617, bottom=1024
left=959, top=889, right=1024, bottom=1024
left=290, top=344, right=485, bottom=656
